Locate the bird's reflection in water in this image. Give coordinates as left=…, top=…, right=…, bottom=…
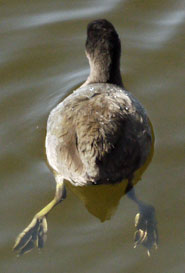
left=66, top=136, right=158, bottom=256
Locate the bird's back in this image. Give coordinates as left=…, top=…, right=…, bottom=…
left=46, top=83, right=153, bottom=186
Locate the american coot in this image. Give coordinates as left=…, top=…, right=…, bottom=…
left=13, top=19, right=158, bottom=256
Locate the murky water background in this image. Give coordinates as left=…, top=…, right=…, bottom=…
left=0, top=0, right=184, bottom=272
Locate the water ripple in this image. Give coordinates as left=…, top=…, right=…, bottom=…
left=124, top=8, right=185, bottom=49
left=1, top=0, right=122, bottom=32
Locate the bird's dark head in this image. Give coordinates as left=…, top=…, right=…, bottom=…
left=85, top=19, right=121, bottom=62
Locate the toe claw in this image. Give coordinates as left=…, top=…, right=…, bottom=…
left=134, top=229, right=146, bottom=247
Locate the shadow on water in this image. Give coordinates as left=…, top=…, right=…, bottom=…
left=66, top=180, right=129, bottom=222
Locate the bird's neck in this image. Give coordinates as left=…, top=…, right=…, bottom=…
left=83, top=55, right=124, bottom=88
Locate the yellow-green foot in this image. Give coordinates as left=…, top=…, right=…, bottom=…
left=134, top=205, right=158, bottom=256
left=13, top=216, right=47, bottom=255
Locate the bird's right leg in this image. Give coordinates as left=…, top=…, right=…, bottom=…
left=126, top=180, right=158, bottom=256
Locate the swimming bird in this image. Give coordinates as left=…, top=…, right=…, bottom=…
left=13, top=19, right=158, bottom=256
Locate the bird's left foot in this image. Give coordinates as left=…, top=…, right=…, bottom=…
left=134, top=205, right=158, bottom=256
left=13, top=215, right=47, bottom=256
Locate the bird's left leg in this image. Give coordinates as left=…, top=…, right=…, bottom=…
left=13, top=181, right=66, bottom=255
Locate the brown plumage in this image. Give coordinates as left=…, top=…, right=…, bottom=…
left=46, top=84, right=152, bottom=186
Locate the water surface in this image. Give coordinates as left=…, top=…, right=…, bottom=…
left=0, top=0, right=184, bottom=272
